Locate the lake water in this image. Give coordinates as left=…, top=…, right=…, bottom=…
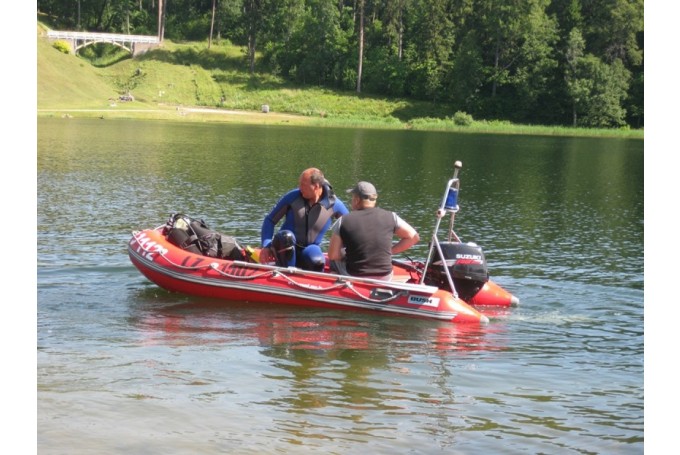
left=35, top=118, right=644, bottom=453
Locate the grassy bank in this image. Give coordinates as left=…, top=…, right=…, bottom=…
left=37, top=22, right=643, bottom=139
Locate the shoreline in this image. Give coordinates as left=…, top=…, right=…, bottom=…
left=37, top=105, right=314, bottom=126
left=36, top=105, right=644, bottom=139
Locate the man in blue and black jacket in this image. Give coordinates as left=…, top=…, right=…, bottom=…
left=260, top=168, right=349, bottom=271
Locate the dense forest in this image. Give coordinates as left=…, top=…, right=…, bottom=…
left=36, top=0, right=644, bottom=129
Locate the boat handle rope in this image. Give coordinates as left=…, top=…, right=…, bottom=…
left=208, top=263, right=285, bottom=281
left=344, top=282, right=405, bottom=303
left=266, top=270, right=404, bottom=303
left=214, top=265, right=404, bottom=303
left=270, top=270, right=349, bottom=292
left=211, top=264, right=403, bottom=303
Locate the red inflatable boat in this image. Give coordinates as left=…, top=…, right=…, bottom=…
left=128, top=161, right=518, bottom=324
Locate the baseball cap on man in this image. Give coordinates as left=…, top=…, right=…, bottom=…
left=347, top=181, right=378, bottom=200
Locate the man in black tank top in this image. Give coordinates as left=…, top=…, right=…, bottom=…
left=328, top=181, right=420, bottom=281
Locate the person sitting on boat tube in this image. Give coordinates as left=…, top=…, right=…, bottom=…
left=259, top=168, right=349, bottom=271
left=327, top=181, right=420, bottom=281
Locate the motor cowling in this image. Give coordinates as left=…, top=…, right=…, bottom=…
left=424, top=242, right=489, bottom=301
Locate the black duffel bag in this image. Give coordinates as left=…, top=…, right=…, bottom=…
left=164, top=213, right=246, bottom=261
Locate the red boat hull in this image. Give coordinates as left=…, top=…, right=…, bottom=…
left=468, top=280, right=518, bottom=307
left=129, top=228, right=490, bottom=324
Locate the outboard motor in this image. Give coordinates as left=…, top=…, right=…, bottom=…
left=272, top=230, right=296, bottom=267
left=424, top=242, right=489, bottom=301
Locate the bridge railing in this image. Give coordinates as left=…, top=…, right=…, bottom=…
left=47, top=30, right=160, bottom=44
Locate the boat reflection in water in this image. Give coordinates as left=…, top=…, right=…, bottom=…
left=129, top=297, right=510, bottom=353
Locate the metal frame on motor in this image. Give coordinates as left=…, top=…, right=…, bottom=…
left=419, top=161, right=464, bottom=297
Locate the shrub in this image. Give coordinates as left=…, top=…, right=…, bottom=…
left=52, top=40, right=71, bottom=54
left=452, top=111, right=473, bottom=126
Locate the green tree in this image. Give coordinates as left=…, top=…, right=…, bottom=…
left=582, top=57, right=630, bottom=127
left=243, top=0, right=264, bottom=74
left=353, top=0, right=413, bottom=96
left=548, top=0, right=583, bottom=42
left=219, top=0, right=304, bottom=74
left=448, top=32, right=485, bottom=113
left=564, top=28, right=589, bottom=126
left=566, top=28, right=630, bottom=128
left=209, top=0, right=217, bottom=48
left=356, top=0, right=365, bottom=93
left=381, top=0, right=411, bottom=61
left=582, top=0, right=643, bottom=66
left=271, top=0, right=352, bottom=86
left=625, top=68, right=643, bottom=128
left=579, top=0, right=643, bottom=127
left=402, top=0, right=455, bottom=101
left=467, top=0, right=557, bottom=119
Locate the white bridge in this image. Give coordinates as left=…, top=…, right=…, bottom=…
left=46, top=30, right=160, bottom=57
